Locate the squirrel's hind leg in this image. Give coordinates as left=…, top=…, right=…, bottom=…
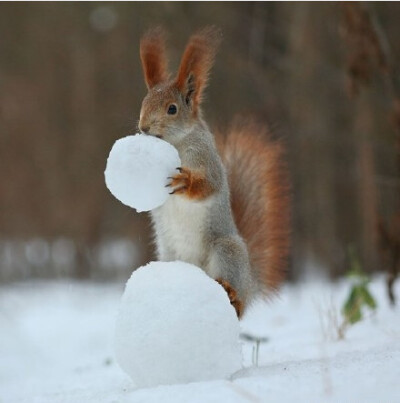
left=208, top=236, right=254, bottom=318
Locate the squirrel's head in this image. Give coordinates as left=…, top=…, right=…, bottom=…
left=138, top=27, right=221, bottom=146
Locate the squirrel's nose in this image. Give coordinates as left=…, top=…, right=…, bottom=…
left=139, top=123, right=150, bottom=134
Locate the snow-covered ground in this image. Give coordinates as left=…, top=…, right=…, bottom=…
left=1, top=276, right=399, bottom=402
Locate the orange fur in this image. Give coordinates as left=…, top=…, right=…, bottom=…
left=174, top=27, right=222, bottom=115
left=140, top=27, right=169, bottom=89
left=216, top=278, right=244, bottom=318
left=168, top=167, right=215, bottom=200
left=218, top=119, right=291, bottom=292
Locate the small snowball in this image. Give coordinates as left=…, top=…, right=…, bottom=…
left=105, top=134, right=181, bottom=212
left=114, top=261, right=243, bottom=388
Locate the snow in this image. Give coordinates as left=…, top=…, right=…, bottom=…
left=1, top=277, right=399, bottom=402
left=114, top=261, right=242, bottom=388
left=104, top=134, right=181, bottom=212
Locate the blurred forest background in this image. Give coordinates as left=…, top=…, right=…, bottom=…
left=0, top=2, right=399, bottom=288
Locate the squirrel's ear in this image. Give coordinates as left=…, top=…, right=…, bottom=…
left=140, top=27, right=169, bottom=89
left=175, top=26, right=222, bottom=114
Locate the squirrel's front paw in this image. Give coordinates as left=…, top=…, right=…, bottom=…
left=216, top=278, right=244, bottom=318
left=166, top=167, right=214, bottom=200
left=166, top=167, right=191, bottom=195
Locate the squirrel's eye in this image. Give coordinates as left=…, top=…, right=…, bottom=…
left=167, top=104, right=177, bottom=115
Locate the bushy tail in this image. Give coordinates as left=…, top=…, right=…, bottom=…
left=218, top=119, right=290, bottom=293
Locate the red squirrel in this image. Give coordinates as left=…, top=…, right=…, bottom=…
left=138, top=26, right=290, bottom=317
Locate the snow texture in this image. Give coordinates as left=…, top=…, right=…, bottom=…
left=104, top=134, right=181, bottom=212
left=1, top=277, right=399, bottom=402
left=114, top=261, right=243, bottom=388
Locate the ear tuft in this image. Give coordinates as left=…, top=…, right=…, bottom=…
left=175, top=26, right=222, bottom=113
left=140, top=27, right=169, bottom=89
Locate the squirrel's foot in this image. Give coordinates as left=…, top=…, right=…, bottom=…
left=166, top=167, right=191, bottom=195
left=216, top=278, right=244, bottom=318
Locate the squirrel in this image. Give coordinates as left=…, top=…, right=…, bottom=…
left=138, top=26, right=290, bottom=318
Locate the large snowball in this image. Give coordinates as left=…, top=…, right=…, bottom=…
left=104, top=134, right=181, bottom=212
left=114, top=261, right=242, bottom=388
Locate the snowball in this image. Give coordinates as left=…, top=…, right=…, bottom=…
left=114, top=261, right=243, bottom=388
left=104, top=134, right=181, bottom=212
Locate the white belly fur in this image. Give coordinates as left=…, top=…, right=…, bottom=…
left=152, top=195, right=212, bottom=267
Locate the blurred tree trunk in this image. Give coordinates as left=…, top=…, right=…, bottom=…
left=358, top=139, right=378, bottom=272
left=340, top=1, right=399, bottom=299
left=285, top=3, right=339, bottom=278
